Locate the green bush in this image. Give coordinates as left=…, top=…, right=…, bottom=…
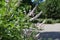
left=37, top=0, right=60, bottom=19
left=45, top=0, right=60, bottom=19
left=56, top=19, right=60, bottom=23
left=0, top=0, right=32, bottom=40
left=36, top=19, right=55, bottom=24
left=45, top=19, right=54, bottom=24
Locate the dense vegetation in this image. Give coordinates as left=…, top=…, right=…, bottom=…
left=0, top=0, right=60, bottom=40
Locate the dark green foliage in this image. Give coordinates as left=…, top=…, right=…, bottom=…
left=55, top=19, right=60, bottom=23
left=45, top=0, right=60, bottom=19
left=45, top=19, right=54, bottom=24
left=0, top=0, right=32, bottom=40
left=37, top=0, right=60, bottom=20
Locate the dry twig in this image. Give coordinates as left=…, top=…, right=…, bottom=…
left=29, top=11, right=43, bottom=21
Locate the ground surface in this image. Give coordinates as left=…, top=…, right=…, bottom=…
left=40, top=23, right=60, bottom=32
left=37, top=23, right=60, bottom=40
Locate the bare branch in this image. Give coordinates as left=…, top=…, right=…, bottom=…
left=27, top=4, right=38, bottom=17
left=29, top=11, right=43, bottom=21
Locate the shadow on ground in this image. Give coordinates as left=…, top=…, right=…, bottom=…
left=38, top=32, right=60, bottom=40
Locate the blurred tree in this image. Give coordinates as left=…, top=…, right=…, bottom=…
left=45, top=0, right=60, bottom=19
